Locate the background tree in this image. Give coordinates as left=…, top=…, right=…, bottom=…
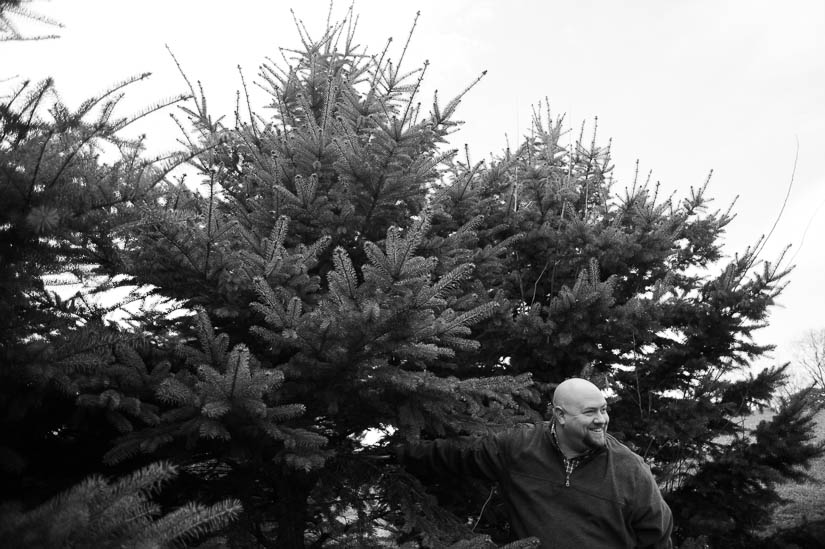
left=0, top=70, right=191, bottom=499
left=0, top=11, right=242, bottom=547
left=796, top=328, right=825, bottom=391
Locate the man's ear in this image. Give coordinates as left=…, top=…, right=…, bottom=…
left=552, top=405, right=565, bottom=424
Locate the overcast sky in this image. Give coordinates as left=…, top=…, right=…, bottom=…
left=5, top=0, right=824, bottom=376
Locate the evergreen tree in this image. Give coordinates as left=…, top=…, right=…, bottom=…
left=0, top=71, right=191, bottom=500
left=87, top=14, right=534, bottom=547
left=0, top=20, right=242, bottom=549
left=0, top=462, right=241, bottom=548
left=429, top=106, right=825, bottom=546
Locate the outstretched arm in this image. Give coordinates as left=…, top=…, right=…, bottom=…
left=397, top=433, right=510, bottom=482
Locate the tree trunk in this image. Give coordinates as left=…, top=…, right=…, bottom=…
left=274, top=469, right=315, bottom=549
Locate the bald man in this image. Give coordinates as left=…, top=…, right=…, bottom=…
left=398, top=378, right=673, bottom=548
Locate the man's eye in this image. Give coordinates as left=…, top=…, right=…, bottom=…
left=585, top=408, right=608, bottom=417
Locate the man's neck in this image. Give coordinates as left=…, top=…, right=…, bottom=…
left=559, top=438, right=589, bottom=459
left=551, top=421, right=591, bottom=459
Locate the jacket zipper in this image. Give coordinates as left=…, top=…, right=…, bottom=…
left=562, top=452, right=599, bottom=487
left=560, top=454, right=573, bottom=487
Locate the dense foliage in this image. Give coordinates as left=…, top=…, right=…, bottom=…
left=1, top=8, right=822, bottom=549
left=0, top=462, right=240, bottom=548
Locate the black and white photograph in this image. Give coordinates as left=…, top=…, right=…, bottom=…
left=2, top=1, right=823, bottom=547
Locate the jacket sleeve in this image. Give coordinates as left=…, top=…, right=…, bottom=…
left=397, top=432, right=511, bottom=482
left=630, top=462, right=674, bottom=549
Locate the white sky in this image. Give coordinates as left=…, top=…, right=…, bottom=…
left=5, top=0, right=825, bottom=375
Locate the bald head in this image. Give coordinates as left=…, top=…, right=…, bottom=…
left=553, top=378, right=603, bottom=410
left=552, top=378, right=609, bottom=455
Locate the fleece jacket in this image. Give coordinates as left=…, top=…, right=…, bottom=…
left=399, top=421, right=673, bottom=549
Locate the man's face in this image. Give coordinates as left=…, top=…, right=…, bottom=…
left=557, top=395, right=609, bottom=452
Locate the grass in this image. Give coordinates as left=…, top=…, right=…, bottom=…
left=766, top=408, right=825, bottom=532
left=720, top=405, right=825, bottom=536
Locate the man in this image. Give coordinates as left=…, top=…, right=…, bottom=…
left=398, top=378, right=673, bottom=548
